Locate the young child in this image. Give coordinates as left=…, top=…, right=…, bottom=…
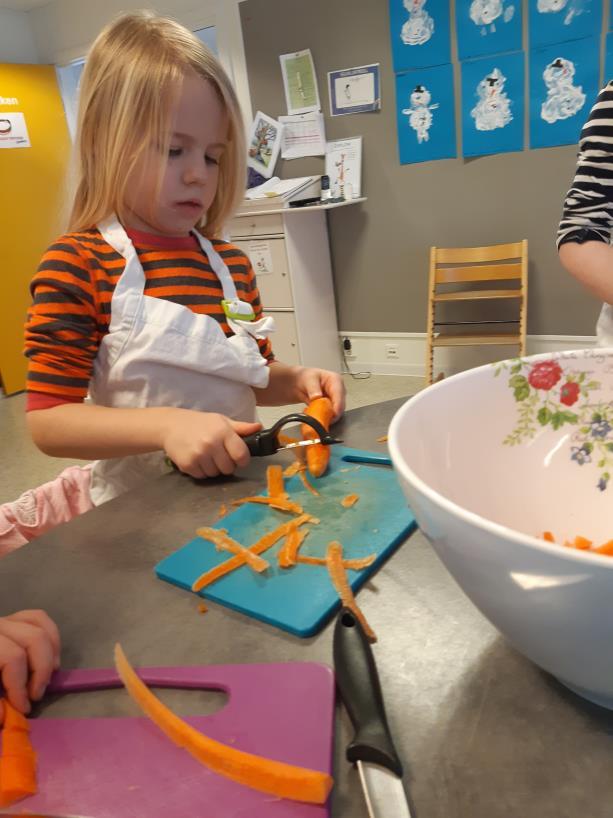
left=1, top=11, right=344, bottom=550
left=558, top=81, right=613, bottom=345
left=0, top=610, right=60, bottom=717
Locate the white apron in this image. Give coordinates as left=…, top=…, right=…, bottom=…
left=596, top=303, right=613, bottom=347
left=88, top=217, right=274, bottom=505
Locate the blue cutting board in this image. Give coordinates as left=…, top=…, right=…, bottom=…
left=155, top=446, right=416, bottom=637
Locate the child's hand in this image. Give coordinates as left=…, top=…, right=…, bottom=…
left=162, top=410, right=262, bottom=478
left=294, top=368, right=346, bottom=421
left=0, top=610, right=61, bottom=719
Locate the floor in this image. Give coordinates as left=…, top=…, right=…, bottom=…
left=0, top=374, right=423, bottom=505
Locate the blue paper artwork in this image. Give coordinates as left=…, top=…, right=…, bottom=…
left=395, top=63, right=457, bottom=163
left=389, top=0, right=452, bottom=70
left=605, top=31, right=613, bottom=83
left=529, top=0, right=602, bottom=49
left=456, top=0, right=523, bottom=60
left=461, top=52, right=525, bottom=156
left=530, top=38, right=599, bottom=148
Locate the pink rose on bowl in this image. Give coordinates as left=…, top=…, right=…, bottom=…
left=528, top=360, right=563, bottom=391
left=560, top=381, right=580, bottom=406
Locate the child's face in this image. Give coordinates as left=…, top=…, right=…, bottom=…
left=125, top=72, right=229, bottom=236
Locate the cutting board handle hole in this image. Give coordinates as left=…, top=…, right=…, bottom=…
left=37, top=686, right=229, bottom=719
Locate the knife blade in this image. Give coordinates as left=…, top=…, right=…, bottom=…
left=333, top=608, right=413, bottom=818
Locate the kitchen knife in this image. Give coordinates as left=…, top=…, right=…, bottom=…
left=333, top=608, right=413, bottom=818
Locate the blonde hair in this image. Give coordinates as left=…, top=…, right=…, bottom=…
left=68, top=10, right=246, bottom=238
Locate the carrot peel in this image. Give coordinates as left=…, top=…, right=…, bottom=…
left=114, top=644, right=333, bottom=804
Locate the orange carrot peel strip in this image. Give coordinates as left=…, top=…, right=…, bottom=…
left=267, top=465, right=287, bottom=500
left=297, top=554, right=376, bottom=571
left=0, top=699, right=37, bottom=807
left=299, top=469, right=320, bottom=497
left=283, top=461, right=303, bottom=478
left=232, top=496, right=304, bottom=515
left=217, top=503, right=229, bottom=520
left=114, top=644, right=333, bottom=804
left=341, top=494, right=359, bottom=508
left=192, top=514, right=315, bottom=591
left=325, top=541, right=377, bottom=643
left=278, top=528, right=309, bottom=568
left=197, top=528, right=269, bottom=573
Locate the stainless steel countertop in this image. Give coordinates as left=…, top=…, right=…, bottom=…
left=2, top=397, right=613, bottom=818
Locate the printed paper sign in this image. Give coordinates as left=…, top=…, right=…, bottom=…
left=0, top=112, right=31, bottom=148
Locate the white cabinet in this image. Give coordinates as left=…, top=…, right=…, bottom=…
left=228, top=207, right=344, bottom=372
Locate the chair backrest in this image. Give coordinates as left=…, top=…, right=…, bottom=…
left=431, top=241, right=527, bottom=288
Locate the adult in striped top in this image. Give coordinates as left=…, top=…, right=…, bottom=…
left=558, top=82, right=613, bottom=345
left=2, top=12, right=344, bottom=550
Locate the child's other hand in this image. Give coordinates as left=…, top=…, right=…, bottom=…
left=295, top=368, right=346, bottom=422
left=0, top=610, right=61, bottom=719
left=162, top=410, right=261, bottom=479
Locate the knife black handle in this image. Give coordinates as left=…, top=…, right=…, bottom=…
left=333, top=607, right=403, bottom=777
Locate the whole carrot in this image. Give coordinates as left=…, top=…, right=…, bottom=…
left=302, top=397, right=334, bottom=478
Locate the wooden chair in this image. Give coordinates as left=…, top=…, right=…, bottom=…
left=425, top=240, right=528, bottom=385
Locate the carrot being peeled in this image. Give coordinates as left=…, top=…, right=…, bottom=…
left=114, top=644, right=332, bottom=804
left=302, top=397, right=334, bottom=478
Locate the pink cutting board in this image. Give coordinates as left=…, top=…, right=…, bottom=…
left=15, top=663, right=335, bottom=818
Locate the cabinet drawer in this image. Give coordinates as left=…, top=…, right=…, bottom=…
left=235, top=237, right=293, bottom=309
left=268, top=311, right=300, bottom=366
left=229, top=213, right=284, bottom=238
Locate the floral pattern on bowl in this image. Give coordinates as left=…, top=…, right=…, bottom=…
left=495, top=355, right=613, bottom=492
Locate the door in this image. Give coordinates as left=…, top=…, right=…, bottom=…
left=0, top=64, right=71, bottom=394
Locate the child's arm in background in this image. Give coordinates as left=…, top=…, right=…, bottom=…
left=558, top=82, right=613, bottom=304
left=0, top=610, right=60, bottom=719
left=254, top=360, right=345, bottom=422
left=27, top=405, right=261, bottom=479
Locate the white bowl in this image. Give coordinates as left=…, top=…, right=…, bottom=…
left=388, top=348, right=613, bottom=708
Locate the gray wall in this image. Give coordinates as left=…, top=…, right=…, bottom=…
left=240, top=0, right=603, bottom=336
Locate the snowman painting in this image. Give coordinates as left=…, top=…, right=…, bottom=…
left=400, top=0, right=435, bottom=46
left=540, top=56, right=586, bottom=124
left=469, top=0, right=515, bottom=34
left=471, top=68, right=512, bottom=131
left=402, top=85, right=439, bottom=143
left=537, top=0, right=584, bottom=26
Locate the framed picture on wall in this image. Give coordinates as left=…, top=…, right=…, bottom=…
left=529, top=37, right=599, bottom=149
left=247, top=111, right=283, bottom=179
left=328, top=64, right=381, bottom=116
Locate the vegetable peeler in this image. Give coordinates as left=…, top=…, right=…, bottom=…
left=243, top=412, right=343, bottom=457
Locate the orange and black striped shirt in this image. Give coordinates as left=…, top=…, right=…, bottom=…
left=24, top=227, right=274, bottom=411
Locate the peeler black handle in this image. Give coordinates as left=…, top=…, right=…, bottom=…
left=243, top=413, right=331, bottom=458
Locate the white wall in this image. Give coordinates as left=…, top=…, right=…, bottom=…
left=0, top=9, right=39, bottom=64
left=28, top=0, right=252, bottom=124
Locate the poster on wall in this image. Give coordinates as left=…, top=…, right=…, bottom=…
left=328, top=64, right=381, bottom=116
left=388, top=0, right=451, bottom=71
left=325, top=137, right=362, bottom=198
left=529, top=37, right=599, bottom=149
left=395, top=63, right=457, bottom=163
left=461, top=52, right=524, bottom=157
left=279, top=49, right=321, bottom=115
left=0, top=112, right=30, bottom=148
left=529, top=0, right=602, bottom=49
left=247, top=111, right=283, bottom=179
left=456, top=0, right=523, bottom=60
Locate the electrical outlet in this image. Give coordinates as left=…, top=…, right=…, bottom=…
left=385, top=344, right=399, bottom=359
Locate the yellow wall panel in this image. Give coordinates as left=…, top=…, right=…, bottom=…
left=0, top=64, right=71, bottom=395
